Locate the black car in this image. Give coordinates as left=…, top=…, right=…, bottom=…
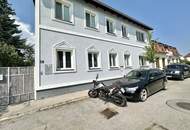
left=165, top=64, right=190, bottom=80
left=113, top=69, right=167, bottom=102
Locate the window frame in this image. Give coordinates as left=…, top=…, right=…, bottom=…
left=53, top=47, right=76, bottom=73
left=88, top=52, right=101, bottom=70
left=124, top=53, right=131, bottom=68
left=108, top=52, right=119, bottom=69
left=139, top=56, right=146, bottom=66
left=136, top=31, right=145, bottom=42
left=53, top=0, right=74, bottom=24
left=84, top=9, right=99, bottom=30
left=105, top=17, right=116, bottom=35
left=121, top=24, right=129, bottom=38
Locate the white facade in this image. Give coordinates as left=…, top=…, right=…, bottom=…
left=35, top=0, right=152, bottom=96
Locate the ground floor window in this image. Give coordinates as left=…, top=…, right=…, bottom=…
left=88, top=52, right=100, bottom=69
left=139, top=56, right=146, bottom=66
left=156, top=58, right=160, bottom=68
left=109, top=53, right=117, bottom=68
left=124, top=54, right=130, bottom=67
left=162, top=58, right=165, bottom=68
left=56, top=49, right=74, bottom=71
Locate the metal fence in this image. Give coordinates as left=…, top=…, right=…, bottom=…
left=0, top=67, right=34, bottom=105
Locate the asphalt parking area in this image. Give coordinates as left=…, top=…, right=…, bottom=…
left=0, top=79, right=190, bottom=130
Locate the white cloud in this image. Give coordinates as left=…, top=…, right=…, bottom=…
left=12, top=16, right=35, bottom=45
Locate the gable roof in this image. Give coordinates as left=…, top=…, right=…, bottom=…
left=153, top=40, right=180, bottom=57
left=184, top=53, right=190, bottom=58
left=84, top=0, right=153, bottom=30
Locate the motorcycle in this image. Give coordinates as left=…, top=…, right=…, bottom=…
left=88, top=74, right=127, bottom=107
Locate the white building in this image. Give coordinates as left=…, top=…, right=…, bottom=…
left=34, top=0, right=153, bottom=99
left=153, top=41, right=180, bottom=69
left=184, top=53, right=190, bottom=62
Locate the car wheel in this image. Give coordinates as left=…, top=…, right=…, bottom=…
left=162, top=80, right=167, bottom=90
left=181, top=74, right=184, bottom=80
left=139, top=89, right=148, bottom=102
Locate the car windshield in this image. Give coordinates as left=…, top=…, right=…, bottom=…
left=167, top=65, right=181, bottom=69
left=126, top=70, right=147, bottom=80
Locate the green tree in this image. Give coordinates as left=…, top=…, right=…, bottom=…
left=0, top=42, right=23, bottom=67
left=145, top=32, right=156, bottom=64
left=0, top=0, right=34, bottom=67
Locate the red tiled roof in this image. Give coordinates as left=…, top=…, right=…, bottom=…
left=184, top=53, right=190, bottom=58
left=153, top=41, right=180, bottom=57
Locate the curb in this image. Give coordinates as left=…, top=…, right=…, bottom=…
left=0, top=96, right=89, bottom=123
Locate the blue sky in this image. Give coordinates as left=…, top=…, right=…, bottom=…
left=9, top=0, right=190, bottom=55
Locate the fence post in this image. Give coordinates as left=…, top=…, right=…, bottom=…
left=7, top=67, right=10, bottom=104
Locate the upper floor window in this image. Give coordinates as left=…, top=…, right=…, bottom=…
left=55, top=0, right=73, bottom=23
left=85, top=10, right=98, bottom=29
left=106, top=18, right=115, bottom=34
left=136, top=31, right=145, bottom=42
left=122, top=25, right=128, bottom=38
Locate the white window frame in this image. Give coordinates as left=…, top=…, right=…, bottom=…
left=121, top=24, right=129, bottom=38
left=108, top=51, right=119, bottom=69
left=105, top=17, right=116, bottom=35
left=84, top=9, right=99, bottom=30
left=136, top=31, right=145, bottom=42
left=124, top=52, right=132, bottom=68
left=53, top=47, right=76, bottom=73
left=88, top=52, right=101, bottom=70
left=52, top=0, right=74, bottom=24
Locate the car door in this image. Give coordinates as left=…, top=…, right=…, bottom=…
left=147, top=70, right=160, bottom=94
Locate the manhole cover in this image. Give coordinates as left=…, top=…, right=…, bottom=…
left=176, top=102, right=190, bottom=111
left=166, top=99, right=190, bottom=114
left=100, top=108, right=118, bottom=119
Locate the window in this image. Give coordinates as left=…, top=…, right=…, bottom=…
left=122, top=25, right=128, bottom=38
left=139, top=56, right=146, bottom=66
left=85, top=10, right=97, bottom=29
left=56, top=49, right=74, bottom=71
left=106, top=18, right=115, bottom=34
left=109, top=53, right=117, bottom=67
left=55, top=0, right=73, bottom=23
left=124, top=54, right=130, bottom=67
left=136, top=31, right=145, bottom=42
left=88, top=52, right=100, bottom=69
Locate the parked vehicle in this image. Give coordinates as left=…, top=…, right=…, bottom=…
left=117, top=69, right=167, bottom=102
left=166, top=64, right=190, bottom=80
left=88, top=75, right=127, bottom=107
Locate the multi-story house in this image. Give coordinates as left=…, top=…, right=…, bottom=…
left=153, top=41, right=180, bottom=69
left=35, top=0, right=153, bottom=99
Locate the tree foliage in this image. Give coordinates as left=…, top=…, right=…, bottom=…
left=0, top=0, right=34, bottom=67
left=144, top=32, right=156, bottom=63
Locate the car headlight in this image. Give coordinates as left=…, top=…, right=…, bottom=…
left=126, top=87, right=138, bottom=93
left=175, top=71, right=180, bottom=74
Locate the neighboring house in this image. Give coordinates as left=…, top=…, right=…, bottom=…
left=34, top=0, right=153, bottom=99
left=184, top=53, right=190, bottom=61
left=153, top=41, right=180, bottom=69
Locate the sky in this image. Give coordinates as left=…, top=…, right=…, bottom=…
left=8, top=0, right=190, bottom=55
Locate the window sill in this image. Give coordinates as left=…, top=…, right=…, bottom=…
left=52, top=18, right=74, bottom=26
left=125, top=66, right=133, bottom=69
left=106, top=32, right=117, bottom=36
left=122, top=36, right=129, bottom=40
left=54, top=69, right=77, bottom=74
left=109, top=67, right=120, bottom=70
left=88, top=68, right=103, bottom=72
left=85, top=27, right=99, bottom=32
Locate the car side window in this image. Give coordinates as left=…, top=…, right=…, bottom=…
left=149, top=70, right=157, bottom=80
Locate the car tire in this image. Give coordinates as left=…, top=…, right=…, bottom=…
left=139, top=89, right=148, bottom=102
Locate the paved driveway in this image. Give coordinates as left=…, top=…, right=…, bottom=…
left=0, top=79, right=190, bottom=130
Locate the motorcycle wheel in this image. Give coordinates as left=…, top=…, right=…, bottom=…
left=88, top=90, right=98, bottom=98
left=112, top=94, right=127, bottom=107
